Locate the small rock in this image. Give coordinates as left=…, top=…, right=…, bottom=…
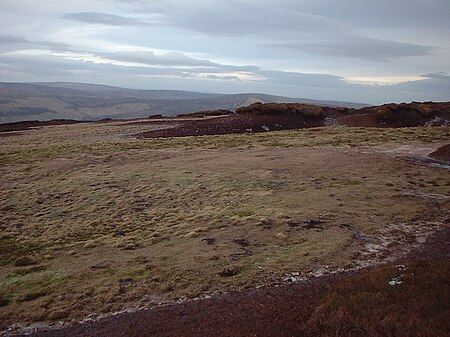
left=14, top=256, right=37, bottom=267
left=388, top=277, right=402, bottom=286
left=232, top=239, right=249, bottom=247
left=119, top=278, right=134, bottom=287
left=287, top=219, right=301, bottom=227
left=219, top=265, right=241, bottom=277
left=202, top=238, right=216, bottom=245
left=303, top=220, right=323, bottom=230
left=275, top=232, right=288, bottom=240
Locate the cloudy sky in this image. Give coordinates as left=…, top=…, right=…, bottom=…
left=1, top=0, right=449, bottom=104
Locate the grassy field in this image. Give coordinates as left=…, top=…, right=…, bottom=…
left=0, top=122, right=449, bottom=328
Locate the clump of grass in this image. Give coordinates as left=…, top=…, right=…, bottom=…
left=0, top=237, right=41, bottom=266
left=19, top=288, right=48, bottom=302
left=119, top=268, right=147, bottom=282
left=342, top=180, right=361, bottom=186
left=0, top=292, right=11, bottom=307
left=237, top=210, right=253, bottom=218
left=14, top=265, right=48, bottom=275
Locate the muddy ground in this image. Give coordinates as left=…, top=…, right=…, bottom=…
left=0, top=121, right=449, bottom=336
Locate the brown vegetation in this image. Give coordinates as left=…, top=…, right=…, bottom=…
left=341, top=101, right=450, bottom=128
left=0, top=120, right=84, bottom=132
left=177, top=109, right=233, bottom=118
left=131, top=101, right=450, bottom=139
left=429, top=144, right=450, bottom=163
left=235, top=102, right=326, bottom=117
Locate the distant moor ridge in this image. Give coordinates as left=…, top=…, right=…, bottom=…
left=0, top=82, right=448, bottom=134
left=0, top=82, right=365, bottom=123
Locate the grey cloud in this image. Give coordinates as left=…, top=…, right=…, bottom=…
left=423, top=72, right=450, bottom=80
left=62, top=12, right=148, bottom=26
left=96, top=50, right=262, bottom=74
left=124, top=0, right=450, bottom=34
left=259, top=70, right=347, bottom=88
left=274, top=0, right=450, bottom=29
left=395, top=73, right=450, bottom=97
left=158, top=2, right=345, bottom=36
left=0, top=35, right=28, bottom=43
left=34, top=40, right=71, bottom=51
left=0, top=35, right=70, bottom=51
left=0, top=45, right=261, bottom=80
left=134, top=1, right=439, bottom=64
left=1, top=50, right=449, bottom=103
left=0, top=47, right=362, bottom=92
left=0, top=55, right=86, bottom=77
left=274, top=35, right=433, bottom=61
left=0, top=51, right=233, bottom=79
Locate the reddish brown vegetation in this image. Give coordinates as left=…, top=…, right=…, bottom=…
left=429, top=144, right=450, bottom=164
left=235, top=102, right=328, bottom=117
left=177, top=109, right=233, bottom=118
left=0, top=119, right=84, bottom=132
left=134, top=101, right=450, bottom=139
left=135, top=112, right=324, bottom=138
left=341, top=102, right=450, bottom=128
left=2, top=101, right=449, bottom=136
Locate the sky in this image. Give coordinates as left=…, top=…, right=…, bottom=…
left=0, top=0, right=449, bottom=104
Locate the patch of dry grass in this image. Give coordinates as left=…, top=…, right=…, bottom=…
left=1, top=125, right=448, bottom=164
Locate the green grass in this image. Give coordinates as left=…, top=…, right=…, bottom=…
left=0, top=236, right=42, bottom=266
left=342, top=180, right=362, bottom=186
left=19, top=288, right=49, bottom=302
left=237, top=210, right=253, bottom=218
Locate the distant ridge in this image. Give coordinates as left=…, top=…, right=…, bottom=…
left=0, top=82, right=367, bottom=123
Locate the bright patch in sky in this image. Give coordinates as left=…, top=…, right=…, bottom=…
left=345, top=76, right=427, bottom=86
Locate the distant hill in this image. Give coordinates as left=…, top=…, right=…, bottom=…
left=0, top=82, right=367, bottom=123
